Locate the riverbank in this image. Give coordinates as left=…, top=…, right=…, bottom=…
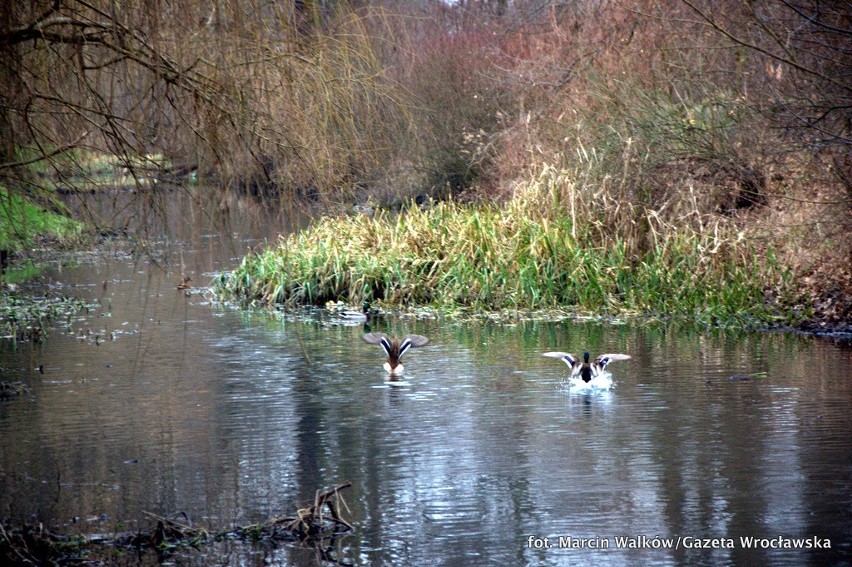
left=4, top=2, right=849, bottom=337
left=0, top=186, right=84, bottom=263
left=214, top=165, right=830, bottom=332
left=1, top=187, right=846, bottom=338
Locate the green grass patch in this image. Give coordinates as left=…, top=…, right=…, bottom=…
left=0, top=186, right=84, bottom=251
left=215, top=166, right=798, bottom=328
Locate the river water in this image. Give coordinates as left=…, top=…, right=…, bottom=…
left=1, top=188, right=850, bottom=566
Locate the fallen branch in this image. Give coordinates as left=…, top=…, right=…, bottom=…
left=0, top=482, right=355, bottom=564
left=273, top=481, right=354, bottom=538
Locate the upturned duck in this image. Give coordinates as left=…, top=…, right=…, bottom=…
left=340, top=304, right=370, bottom=323
left=362, top=332, right=429, bottom=376
left=542, top=351, right=631, bottom=382
left=327, top=300, right=374, bottom=325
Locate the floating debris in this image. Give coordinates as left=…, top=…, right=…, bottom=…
left=0, top=381, right=30, bottom=401
left=728, top=371, right=767, bottom=382
left=1, top=292, right=93, bottom=344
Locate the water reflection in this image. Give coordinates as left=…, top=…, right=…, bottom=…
left=0, top=189, right=850, bottom=566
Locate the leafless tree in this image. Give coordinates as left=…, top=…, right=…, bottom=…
left=0, top=0, right=400, bottom=204
left=677, top=0, right=851, bottom=191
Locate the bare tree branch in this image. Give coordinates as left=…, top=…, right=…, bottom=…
left=0, top=131, right=89, bottom=170
left=677, top=0, right=849, bottom=90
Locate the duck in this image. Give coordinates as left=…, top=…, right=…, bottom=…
left=327, top=300, right=374, bottom=325
left=542, top=351, right=631, bottom=382
left=340, top=304, right=369, bottom=323
left=362, top=332, right=429, bottom=376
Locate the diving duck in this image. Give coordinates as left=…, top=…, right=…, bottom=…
left=327, top=300, right=374, bottom=325
left=362, top=332, right=429, bottom=376
left=542, top=351, right=631, bottom=382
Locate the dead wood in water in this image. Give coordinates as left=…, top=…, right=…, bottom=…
left=272, top=481, right=354, bottom=538
left=0, top=482, right=355, bottom=565
left=142, top=511, right=210, bottom=549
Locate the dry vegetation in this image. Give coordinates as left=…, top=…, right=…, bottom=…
left=0, top=482, right=353, bottom=564
left=219, top=169, right=796, bottom=328
left=1, top=0, right=850, bottom=329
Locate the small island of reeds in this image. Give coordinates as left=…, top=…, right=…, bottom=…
left=215, top=166, right=799, bottom=329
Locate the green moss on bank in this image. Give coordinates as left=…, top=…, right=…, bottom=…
left=216, top=167, right=800, bottom=329
left=0, top=186, right=84, bottom=252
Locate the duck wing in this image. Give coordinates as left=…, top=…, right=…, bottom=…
left=542, top=352, right=579, bottom=367
left=595, top=353, right=631, bottom=370
left=362, top=332, right=392, bottom=356
left=399, top=335, right=429, bottom=357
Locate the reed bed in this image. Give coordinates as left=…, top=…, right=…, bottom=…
left=216, top=166, right=795, bottom=327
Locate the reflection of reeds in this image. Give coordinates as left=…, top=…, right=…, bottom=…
left=216, top=166, right=797, bottom=328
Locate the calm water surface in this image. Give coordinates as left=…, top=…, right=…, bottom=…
left=1, top=190, right=850, bottom=566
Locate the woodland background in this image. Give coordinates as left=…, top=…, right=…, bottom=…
left=1, top=0, right=849, bottom=327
